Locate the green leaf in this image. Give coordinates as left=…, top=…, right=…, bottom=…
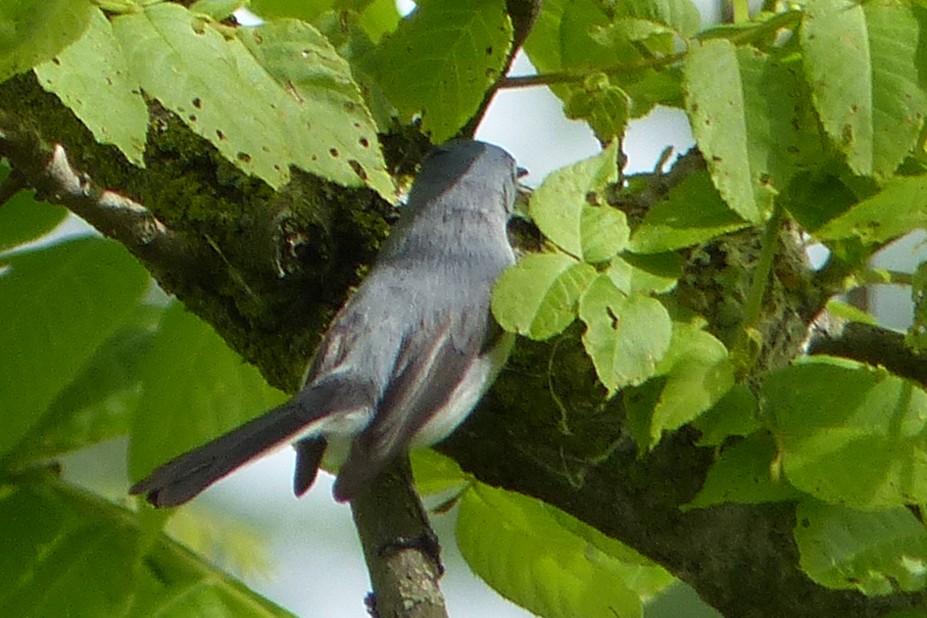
left=529, top=141, right=626, bottom=261
left=764, top=356, right=927, bottom=508
left=629, top=170, right=747, bottom=253
left=578, top=275, right=672, bottom=392
left=525, top=0, right=688, bottom=118
left=525, top=0, right=614, bottom=81
left=814, top=174, right=927, bottom=245
left=0, top=481, right=295, bottom=617
left=686, top=432, right=801, bottom=510
left=564, top=74, right=630, bottom=142
left=35, top=8, right=148, bottom=166
left=350, top=0, right=402, bottom=43
left=113, top=4, right=392, bottom=198
left=410, top=449, right=470, bottom=498
left=9, top=305, right=163, bottom=465
left=794, top=499, right=927, bottom=595
left=684, top=40, right=805, bottom=223
left=491, top=253, right=597, bottom=340
left=373, top=0, right=513, bottom=142
left=237, top=18, right=393, bottom=199
left=607, top=252, right=682, bottom=296
left=0, top=190, right=67, bottom=253
left=910, top=262, right=927, bottom=354
left=0, top=238, right=149, bottom=458
left=649, top=321, right=734, bottom=443
left=0, top=0, right=93, bottom=83
left=692, top=383, right=760, bottom=446
left=782, top=172, right=859, bottom=234
left=129, top=302, right=287, bottom=481
left=458, top=483, right=672, bottom=618
left=612, top=0, right=701, bottom=37
left=250, top=0, right=333, bottom=21
left=800, top=0, right=927, bottom=180
left=190, top=0, right=248, bottom=20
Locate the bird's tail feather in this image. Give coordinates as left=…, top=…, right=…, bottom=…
left=130, top=375, right=373, bottom=507
left=129, top=401, right=312, bottom=507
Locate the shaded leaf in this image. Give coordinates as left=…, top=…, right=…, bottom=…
left=9, top=305, right=163, bottom=465
left=612, top=0, right=701, bottom=37
left=564, top=74, right=630, bottom=142
left=629, top=170, right=747, bottom=253
left=129, top=302, right=287, bottom=481
left=686, top=432, right=801, bottom=510
left=692, top=383, right=760, bottom=446
left=0, top=481, right=294, bottom=617
left=814, top=174, right=927, bottom=245
left=0, top=238, right=149, bottom=457
left=0, top=189, right=67, bottom=253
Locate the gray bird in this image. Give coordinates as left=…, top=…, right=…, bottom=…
left=130, top=140, right=519, bottom=506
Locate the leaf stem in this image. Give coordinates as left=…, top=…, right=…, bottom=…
left=500, top=10, right=803, bottom=91
left=741, top=206, right=783, bottom=332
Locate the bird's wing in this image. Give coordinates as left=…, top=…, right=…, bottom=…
left=332, top=314, right=485, bottom=501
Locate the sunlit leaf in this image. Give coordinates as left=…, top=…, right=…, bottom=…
left=35, top=8, right=148, bottom=166
left=0, top=0, right=93, bottom=82
left=795, top=499, right=927, bottom=595
left=491, top=253, right=597, bottom=341
left=578, top=275, right=671, bottom=392
left=765, top=356, right=927, bottom=508
left=529, top=141, right=625, bottom=261
left=800, top=0, right=927, bottom=179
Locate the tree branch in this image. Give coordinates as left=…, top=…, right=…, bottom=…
left=0, top=112, right=201, bottom=282
left=352, top=458, right=448, bottom=618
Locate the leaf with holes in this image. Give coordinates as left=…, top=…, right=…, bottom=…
left=529, top=141, right=626, bottom=262
left=238, top=19, right=393, bottom=199
left=800, top=0, right=927, bottom=180
left=35, top=8, right=148, bottom=166
left=373, top=0, right=513, bottom=142
left=684, top=39, right=806, bottom=223
left=0, top=0, right=93, bottom=82
left=578, top=275, right=671, bottom=392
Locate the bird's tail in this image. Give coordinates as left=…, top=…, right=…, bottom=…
left=129, top=375, right=372, bottom=507
left=129, top=401, right=312, bottom=507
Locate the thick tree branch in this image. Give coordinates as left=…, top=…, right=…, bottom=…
left=0, top=113, right=202, bottom=282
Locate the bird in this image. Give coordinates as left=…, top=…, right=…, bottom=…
left=130, top=139, right=519, bottom=507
